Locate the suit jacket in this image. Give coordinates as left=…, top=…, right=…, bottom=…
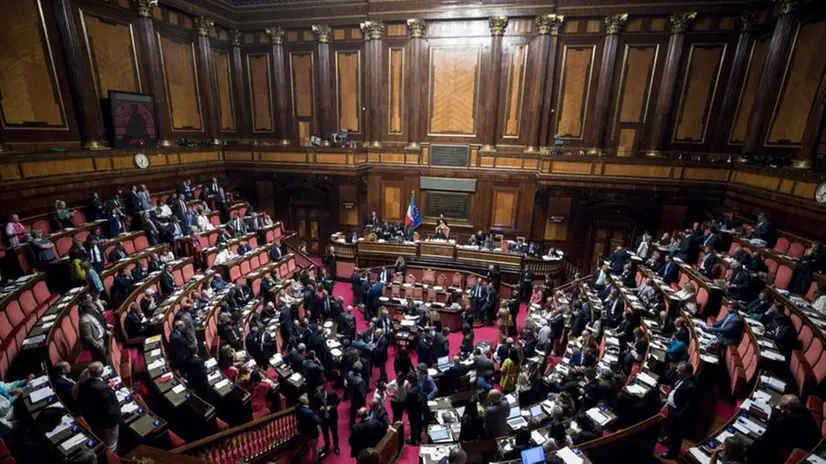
left=374, top=335, right=389, bottom=362
left=751, top=220, right=777, bottom=247
left=160, top=271, right=176, bottom=295
left=108, top=247, right=128, bottom=263
left=111, top=275, right=133, bottom=302
left=86, top=243, right=106, bottom=265
left=441, top=363, right=469, bottom=395
left=659, top=261, right=679, bottom=284
left=230, top=218, right=247, bottom=237
left=124, top=312, right=148, bottom=339
left=609, top=249, right=630, bottom=274
left=312, top=390, right=341, bottom=423
left=698, top=253, right=716, bottom=277
left=169, top=331, right=188, bottom=368
left=699, top=233, right=720, bottom=250
left=745, top=299, right=772, bottom=316
left=78, top=378, right=120, bottom=429
left=105, top=213, right=124, bottom=238
left=79, top=313, right=106, bottom=352
left=483, top=399, right=510, bottom=438
left=296, top=404, right=321, bottom=438
left=711, top=313, right=744, bottom=346
left=727, top=270, right=751, bottom=301
left=269, top=246, right=283, bottom=261
left=669, top=377, right=698, bottom=421
left=349, top=419, right=385, bottom=458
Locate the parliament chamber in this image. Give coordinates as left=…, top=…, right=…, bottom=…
left=2, top=0, right=826, bottom=463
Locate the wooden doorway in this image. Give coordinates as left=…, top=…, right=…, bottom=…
left=585, top=217, right=636, bottom=273
left=294, top=207, right=322, bottom=255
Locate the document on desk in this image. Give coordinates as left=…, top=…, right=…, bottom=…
left=625, top=384, right=647, bottom=396
left=556, top=447, right=584, bottom=464
left=215, top=379, right=230, bottom=390
left=60, top=433, right=89, bottom=451
left=736, top=417, right=765, bottom=435
left=121, top=402, right=139, bottom=414
left=172, top=384, right=186, bottom=394
left=637, top=372, right=658, bottom=387
left=45, top=415, right=74, bottom=438
left=288, top=373, right=303, bottom=383
left=586, top=408, right=610, bottom=426
left=806, top=455, right=826, bottom=464
left=30, top=386, right=54, bottom=403
left=760, top=375, right=786, bottom=392
left=147, top=359, right=165, bottom=371
left=29, top=375, right=48, bottom=389
left=761, top=350, right=785, bottom=362
left=205, top=358, right=217, bottom=369
left=687, top=448, right=712, bottom=464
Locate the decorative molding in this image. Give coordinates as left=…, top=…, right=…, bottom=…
left=194, top=16, right=214, bottom=37
left=360, top=21, right=384, bottom=41
left=489, top=16, right=509, bottom=36
left=774, top=0, right=800, bottom=15
left=739, top=10, right=759, bottom=32
left=669, top=12, right=697, bottom=34
left=604, top=14, right=628, bottom=35
left=135, top=0, right=158, bottom=18
left=311, top=25, right=330, bottom=43
left=407, top=19, right=426, bottom=39
left=231, top=29, right=242, bottom=46
left=265, top=27, right=283, bottom=45
left=535, top=14, right=565, bottom=36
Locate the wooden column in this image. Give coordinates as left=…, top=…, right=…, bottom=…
left=405, top=19, right=426, bottom=149
left=231, top=30, right=250, bottom=139
left=313, top=25, right=333, bottom=144
left=135, top=0, right=172, bottom=146
left=266, top=28, right=291, bottom=145
left=646, top=12, right=695, bottom=153
left=481, top=16, right=508, bottom=152
left=742, top=0, right=800, bottom=155
left=524, top=16, right=551, bottom=152
left=195, top=16, right=220, bottom=144
left=589, top=14, right=627, bottom=152
left=713, top=11, right=758, bottom=151
left=361, top=21, right=385, bottom=147
left=537, top=15, right=564, bottom=149
left=52, top=0, right=107, bottom=149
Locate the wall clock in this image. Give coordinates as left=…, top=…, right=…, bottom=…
left=134, top=152, right=150, bottom=169
left=816, top=182, right=826, bottom=204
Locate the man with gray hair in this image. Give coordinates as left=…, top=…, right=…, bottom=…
left=348, top=361, right=368, bottom=428
left=77, top=362, right=121, bottom=452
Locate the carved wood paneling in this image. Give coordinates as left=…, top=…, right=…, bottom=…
left=491, top=187, right=518, bottom=229
left=212, top=49, right=235, bottom=132
left=79, top=11, right=141, bottom=98
left=290, top=52, right=314, bottom=118
left=0, top=0, right=67, bottom=128
left=339, top=184, right=359, bottom=226
left=382, top=183, right=402, bottom=220
left=503, top=44, right=528, bottom=138
left=617, top=128, right=637, bottom=156
left=556, top=45, right=595, bottom=139
left=729, top=40, right=768, bottom=144
left=766, top=22, right=826, bottom=146
left=544, top=196, right=572, bottom=241
left=428, top=46, right=481, bottom=136
left=247, top=53, right=273, bottom=132
left=388, top=47, right=404, bottom=135
left=158, top=34, right=203, bottom=131
left=335, top=50, right=361, bottom=133
left=616, top=45, right=657, bottom=126
left=673, top=44, right=726, bottom=143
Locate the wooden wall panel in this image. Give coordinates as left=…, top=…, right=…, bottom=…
left=80, top=12, right=141, bottom=98
left=544, top=196, right=572, bottom=241
left=673, top=44, right=726, bottom=143
left=556, top=45, right=595, bottom=139
left=616, top=45, right=657, bottom=125
left=388, top=47, right=404, bottom=135
left=213, top=49, right=235, bottom=132
left=491, top=188, right=518, bottom=229
left=767, top=22, right=826, bottom=145
left=290, top=52, right=314, bottom=118
left=382, top=184, right=403, bottom=221
left=247, top=54, right=273, bottom=132
left=428, top=46, right=481, bottom=136
left=339, top=184, right=359, bottom=226
left=729, top=40, right=768, bottom=144
left=158, top=35, right=202, bottom=130
left=335, top=50, right=360, bottom=133
left=617, top=128, right=637, bottom=156
left=0, top=0, right=66, bottom=128
left=503, top=44, right=528, bottom=138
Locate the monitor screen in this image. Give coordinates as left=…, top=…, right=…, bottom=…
left=429, top=427, right=450, bottom=442
left=521, top=446, right=546, bottom=464
left=438, top=356, right=449, bottom=366
left=530, top=405, right=543, bottom=417
left=508, top=406, right=521, bottom=419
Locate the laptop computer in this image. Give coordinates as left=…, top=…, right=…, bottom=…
left=507, top=406, right=527, bottom=430
left=529, top=404, right=546, bottom=422
left=437, top=356, right=451, bottom=372
left=521, top=446, right=546, bottom=464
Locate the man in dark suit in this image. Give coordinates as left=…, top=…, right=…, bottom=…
left=141, top=211, right=160, bottom=245
left=85, top=236, right=106, bottom=274
left=698, top=246, right=716, bottom=278
left=745, top=290, right=773, bottom=316
left=441, top=356, right=470, bottom=396
left=659, top=362, right=698, bottom=459
left=179, top=179, right=194, bottom=201
left=313, top=387, right=341, bottom=455
left=469, top=279, right=487, bottom=323
left=373, top=328, right=389, bottom=383
left=365, top=281, right=383, bottom=321
left=160, top=264, right=177, bottom=297
left=658, top=254, right=679, bottom=284
left=369, top=211, right=381, bottom=229
left=677, top=230, right=700, bottom=265
left=710, top=303, right=744, bottom=349
left=269, top=241, right=283, bottom=261
left=761, top=305, right=798, bottom=357
left=77, top=362, right=121, bottom=452
left=303, top=351, right=326, bottom=390
left=609, top=245, right=630, bottom=275
left=348, top=362, right=368, bottom=428
left=251, top=326, right=275, bottom=368
left=790, top=241, right=826, bottom=294
left=432, top=328, right=450, bottom=359
left=294, top=393, right=321, bottom=463
left=52, top=361, right=77, bottom=410
left=323, top=246, right=337, bottom=276
left=698, top=228, right=719, bottom=251
left=229, top=212, right=247, bottom=237
left=104, top=207, right=125, bottom=238
left=726, top=261, right=752, bottom=301
left=349, top=408, right=385, bottom=458
left=110, top=268, right=134, bottom=305
left=169, top=320, right=188, bottom=369
left=570, top=298, right=590, bottom=337
left=481, top=282, right=497, bottom=326
left=750, top=212, right=777, bottom=247
left=131, top=261, right=148, bottom=282
left=747, top=395, right=820, bottom=464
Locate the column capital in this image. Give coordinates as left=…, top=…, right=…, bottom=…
left=265, top=27, right=284, bottom=45
left=604, top=14, right=628, bottom=35
left=407, top=19, right=426, bottom=38
left=489, top=16, right=509, bottom=36
left=360, top=21, right=385, bottom=41
left=669, top=12, right=696, bottom=34
left=739, top=10, right=759, bottom=32
left=194, top=16, right=214, bottom=37
left=230, top=29, right=242, bottom=46
left=312, top=25, right=330, bottom=43
left=535, top=14, right=564, bottom=36
left=774, top=0, right=800, bottom=15
left=135, top=0, right=157, bottom=18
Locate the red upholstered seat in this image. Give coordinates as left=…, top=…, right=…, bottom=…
left=240, top=261, right=251, bottom=276
left=182, top=264, right=194, bottom=283
left=800, top=326, right=815, bottom=353
left=774, top=237, right=791, bottom=255
left=31, top=219, right=50, bottom=234
left=72, top=212, right=87, bottom=227
left=123, top=239, right=136, bottom=255
left=250, top=255, right=260, bottom=271
left=788, top=242, right=806, bottom=259
left=32, top=281, right=52, bottom=305
left=18, top=290, right=37, bottom=316
left=775, top=265, right=793, bottom=290
left=765, top=258, right=779, bottom=279
left=249, top=238, right=258, bottom=249
left=259, top=252, right=269, bottom=266
left=55, top=236, right=73, bottom=257
left=174, top=269, right=184, bottom=286
left=287, top=259, right=296, bottom=272
left=697, top=287, right=708, bottom=313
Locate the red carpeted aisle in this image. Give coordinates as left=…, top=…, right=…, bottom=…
left=310, top=280, right=528, bottom=462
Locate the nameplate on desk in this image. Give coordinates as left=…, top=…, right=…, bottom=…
left=428, top=146, right=470, bottom=168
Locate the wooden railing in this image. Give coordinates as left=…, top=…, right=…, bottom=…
left=375, top=421, right=405, bottom=463
left=562, top=256, right=582, bottom=283
left=171, top=408, right=298, bottom=464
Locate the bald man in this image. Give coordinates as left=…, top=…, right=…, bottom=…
left=483, top=390, right=509, bottom=437
left=747, top=394, right=820, bottom=464
left=77, top=362, right=121, bottom=452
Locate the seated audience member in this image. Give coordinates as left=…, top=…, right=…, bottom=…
left=658, top=254, right=679, bottom=284
left=747, top=395, right=820, bottom=464
left=110, top=268, right=134, bottom=304
left=4, top=214, right=27, bottom=247
left=132, top=261, right=149, bottom=282
left=237, top=240, right=252, bottom=255
left=570, top=412, right=603, bottom=445
left=124, top=302, right=152, bottom=339
left=108, top=242, right=128, bottom=263
left=708, top=436, right=746, bottom=464
left=665, top=329, right=689, bottom=364
left=214, top=245, right=236, bottom=266
left=211, top=274, right=230, bottom=292
left=503, top=428, right=533, bottom=460
left=54, top=200, right=75, bottom=229
left=745, top=290, right=773, bottom=317
left=77, top=362, right=120, bottom=452
left=759, top=304, right=798, bottom=357
left=749, top=212, right=777, bottom=247
left=726, top=261, right=752, bottom=302
left=709, top=303, right=744, bottom=350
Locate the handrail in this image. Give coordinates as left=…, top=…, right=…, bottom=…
left=556, top=273, right=593, bottom=293
left=282, top=238, right=318, bottom=272
left=375, top=421, right=405, bottom=463
left=171, top=407, right=298, bottom=462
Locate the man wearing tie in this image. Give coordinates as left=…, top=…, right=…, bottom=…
left=323, top=246, right=337, bottom=277
left=179, top=179, right=194, bottom=201
left=698, top=246, right=716, bottom=278
left=141, top=211, right=160, bottom=245
left=105, top=207, right=125, bottom=238
left=481, top=282, right=497, bottom=326
left=85, top=236, right=106, bottom=274
left=659, top=362, right=698, bottom=459
left=210, top=177, right=220, bottom=197
left=270, top=240, right=283, bottom=261
left=699, top=228, right=719, bottom=251
left=709, top=303, right=744, bottom=350
left=470, top=279, right=487, bottom=323
left=319, top=290, right=333, bottom=319
left=230, top=212, right=247, bottom=237
left=377, top=266, right=389, bottom=285
left=658, top=254, right=679, bottom=284
left=726, top=261, right=752, bottom=301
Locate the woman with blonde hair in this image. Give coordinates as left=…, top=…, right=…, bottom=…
left=499, top=351, right=520, bottom=393
left=496, top=305, right=511, bottom=343
left=55, top=200, right=74, bottom=229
